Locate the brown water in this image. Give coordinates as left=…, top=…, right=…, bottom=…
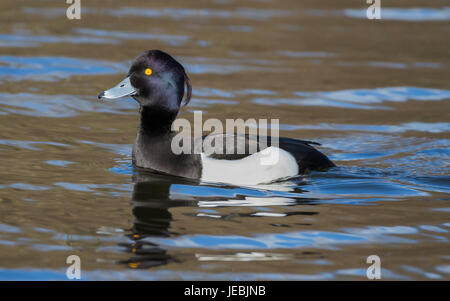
left=0, top=0, right=449, bottom=280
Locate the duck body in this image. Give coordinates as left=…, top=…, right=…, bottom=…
left=99, top=50, right=335, bottom=185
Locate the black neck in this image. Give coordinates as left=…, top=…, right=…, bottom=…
left=139, top=106, right=177, bottom=136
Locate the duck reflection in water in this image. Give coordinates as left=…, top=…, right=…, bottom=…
left=119, top=170, right=196, bottom=269
left=120, top=168, right=315, bottom=269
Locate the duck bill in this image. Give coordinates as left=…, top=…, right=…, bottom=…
left=98, top=77, right=136, bottom=100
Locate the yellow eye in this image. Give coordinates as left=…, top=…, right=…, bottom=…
left=144, top=68, right=152, bottom=75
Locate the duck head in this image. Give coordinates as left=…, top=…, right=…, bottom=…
left=98, top=50, right=191, bottom=114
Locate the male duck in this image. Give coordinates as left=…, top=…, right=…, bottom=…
left=98, top=50, right=335, bottom=185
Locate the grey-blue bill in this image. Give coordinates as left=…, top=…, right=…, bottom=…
left=98, top=76, right=136, bottom=100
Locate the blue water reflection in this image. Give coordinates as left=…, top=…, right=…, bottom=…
left=74, top=28, right=190, bottom=46
left=306, top=7, right=450, bottom=22
left=344, top=7, right=450, bottom=22
left=0, top=33, right=116, bottom=48
left=0, top=56, right=126, bottom=82
left=107, top=7, right=293, bottom=20
left=253, top=87, right=450, bottom=109
left=0, top=93, right=137, bottom=117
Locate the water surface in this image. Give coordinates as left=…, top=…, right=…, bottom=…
left=0, top=0, right=449, bottom=280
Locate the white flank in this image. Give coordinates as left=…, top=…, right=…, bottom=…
left=200, top=146, right=299, bottom=185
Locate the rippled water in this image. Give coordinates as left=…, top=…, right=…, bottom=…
left=0, top=0, right=449, bottom=280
